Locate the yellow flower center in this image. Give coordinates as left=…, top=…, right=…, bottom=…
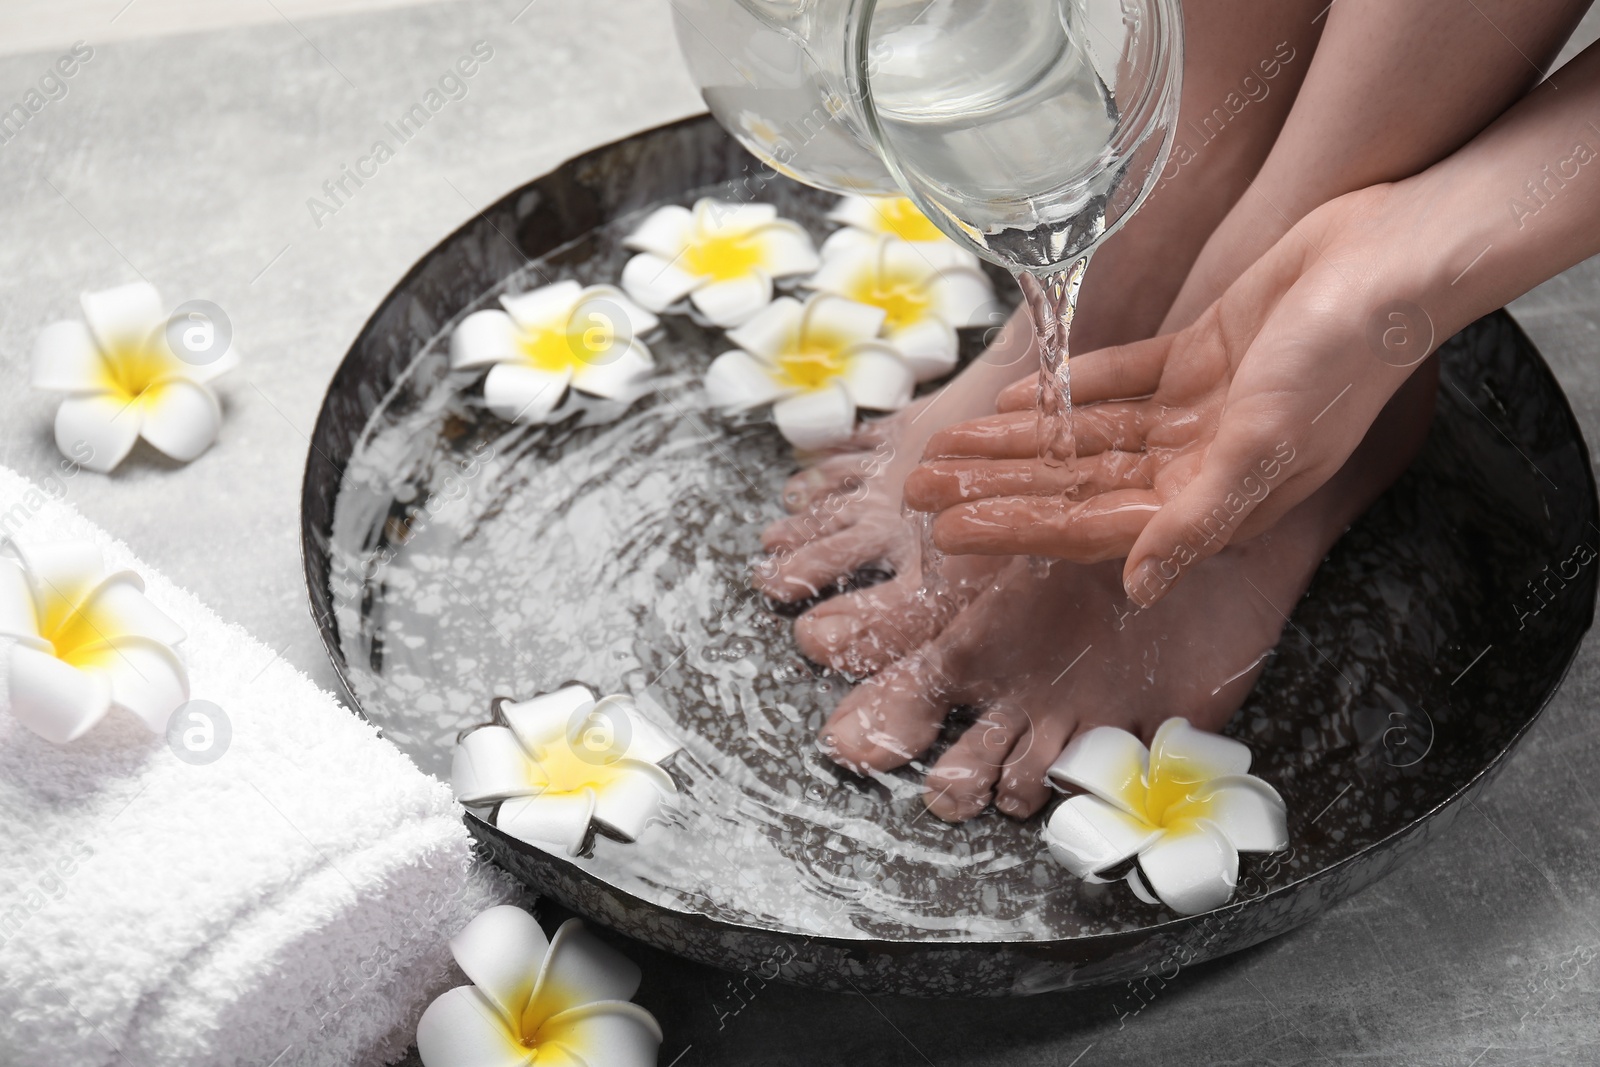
left=524, top=733, right=631, bottom=797
left=99, top=340, right=172, bottom=402
left=517, top=322, right=601, bottom=374
left=875, top=198, right=946, bottom=243
left=848, top=270, right=932, bottom=333
left=774, top=329, right=850, bottom=392
left=683, top=231, right=763, bottom=282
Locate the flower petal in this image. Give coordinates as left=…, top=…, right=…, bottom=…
left=1043, top=793, right=1162, bottom=879
left=928, top=268, right=1001, bottom=328
left=841, top=345, right=914, bottom=411
left=482, top=363, right=571, bottom=424
left=452, top=310, right=523, bottom=371
left=622, top=204, right=695, bottom=259
left=500, top=282, right=583, bottom=333
left=502, top=685, right=597, bottom=753
left=1170, top=775, right=1288, bottom=854
left=495, top=790, right=596, bottom=857
left=525, top=919, right=643, bottom=1035
left=725, top=297, right=803, bottom=363
left=80, top=282, right=164, bottom=356
left=887, top=317, right=959, bottom=382
left=578, top=286, right=659, bottom=336
left=772, top=385, right=856, bottom=451
left=1146, top=718, right=1254, bottom=822
left=7, top=643, right=113, bottom=743
left=70, top=635, right=188, bottom=733
left=619, top=252, right=705, bottom=313
left=1046, top=726, right=1150, bottom=818
left=63, top=570, right=184, bottom=648
left=55, top=393, right=142, bottom=474
left=590, top=762, right=677, bottom=841
left=415, top=985, right=532, bottom=1067
left=1125, top=866, right=1161, bottom=905
left=694, top=199, right=777, bottom=236
left=690, top=273, right=774, bottom=328
left=803, top=294, right=887, bottom=347
left=31, top=320, right=113, bottom=394
left=570, top=340, right=654, bottom=402
left=453, top=726, right=536, bottom=804
left=0, top=558, right=42, bottom=644
left=1137, top=819, right=1239, bottom=915
left=818, top=226, right=878, bottom=262
left=448, top=905, right=550, bottom=1027
left=748, top=221, right=821, bottom=278
left=704, top=350, right=786, bottom=413
left=827, top=195, right=889, bottom=233
left=6, top=541, right=105, bottom=631
left=137, top=377, right=221, bottom=463
left=594, top=695, right=680, bottom=764
left=538, top=1002, right=662, bottom=1067
left=162, top=329, right=240, bottom=384
left=804, top=251, right=870, bottom=296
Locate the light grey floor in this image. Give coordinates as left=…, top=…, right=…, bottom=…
left=3, top=2, right=1599, bottom=1065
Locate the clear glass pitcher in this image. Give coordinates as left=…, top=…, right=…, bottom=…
left=669, top=0, right=1183, bottom=274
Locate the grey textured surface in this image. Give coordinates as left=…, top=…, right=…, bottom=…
left=3, top=2, right=1600, bottom=1065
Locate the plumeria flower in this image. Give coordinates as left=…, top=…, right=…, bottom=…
left=417, top=904, right=662, bottom=1067
left=452, top=685, right=681, bottom=857
left=704, top=293, right=914, bottom=451
left=0, top=539, right=188, bottom=744
left=31, top=282, right=238, bottom=473
left=823, top=194, right=977, bottom=262
left=1043, top=718, right=1289, bottom=915
left=451, top=281, right=659, bottom=425
left=620, top=199, right=820, bottom=327
left=807, top=233, right=998, bottom=382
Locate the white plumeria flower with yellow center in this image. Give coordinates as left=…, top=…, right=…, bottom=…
left=416, top=904, right=662, bottom=1067
left=451, top=281, right=659, bottom=425
left=806, top=233, right=999, bottom=382
left=1043, top=718, right=1289, bottom=915
left=452, top=685, right=681, bottom=857
left=31, top=282, right=238, bottom=473
left=705, top=293, right=914, bottom=451
left=0, top=539, right=188, bottom=744
left=823, top=194, right=979, bottom=262
left=620, top=198, right=820, bottom=327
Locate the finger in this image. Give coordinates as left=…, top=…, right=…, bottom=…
left=922, top=404, right=1150, bottom=462
left=904, top=450, right=1156, bottom=512
left=995, top=337, right=1170, bottom=412
left=929, top=490, right=1163, bottom=561
left=1121, top=427, right=1296, bottom=606
left=752, top=522, right=892, bottom=602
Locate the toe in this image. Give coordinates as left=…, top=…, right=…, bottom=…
left=780, top=453, right=878, bottom=514
left=795, top=577, right=945, bottom=674
left=754, top=521, right=893, bottom=602
left=923, top=706, right=1027, bottom=822
left=993, top=716, right=1076, bottom=820
left=819, top=654, right=951, bottom=774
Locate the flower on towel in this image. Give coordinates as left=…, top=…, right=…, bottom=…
left=450, top=281, right=659, bottom=424
left=30, top=281, right=238, bottom=473
left=823, top=194, right=972, bottom=259
left=0, top=539, right=188, bottom=744
left=620, top=199, right=820, bottom=326
left=1042, top=718, right=1288, bottom=915
left=452, top=685, right=681, bottom=857
left=417, top=904, right=662, bottom=1067
left=805, top=233, right=998, bottom=382
left=704, top=293, right=914, bottom=450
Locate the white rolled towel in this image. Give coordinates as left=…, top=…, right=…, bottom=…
left=0, top=465, right=519, bottom=1067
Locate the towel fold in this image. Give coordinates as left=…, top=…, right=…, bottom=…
left=0, top=466, right=519, bottom=1067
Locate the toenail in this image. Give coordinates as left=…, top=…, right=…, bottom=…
left=818, top=732, right=837, bottom=751
left=996, top=794, right=1025, bottom=815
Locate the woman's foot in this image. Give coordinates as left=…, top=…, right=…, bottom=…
left=819, top=361, right=1439, bottom=821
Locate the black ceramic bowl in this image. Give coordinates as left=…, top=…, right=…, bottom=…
left=301, top=115, right=1597, bottom=997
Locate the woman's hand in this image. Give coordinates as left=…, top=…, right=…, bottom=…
left=904, top=183, right=1432, bottom=600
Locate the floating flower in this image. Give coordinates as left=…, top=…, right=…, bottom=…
left=30, top=282, right=238, bottom=473
left=704, top=293, right=914, bottom=450
left=620, top=199, right=819, bottom=327
left=823, top=194, right=975, bottom=260
left=1043, top=718, right=1288, bottom=915
left=807, top=233, right=998, bottom=382
left=417, top=904, right=662, bottom=1067
left=0, top=539, right=188, bottom=744
left=452, top=685, right=681, bottom=857
left=450, top=281, right=659, bottom=424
